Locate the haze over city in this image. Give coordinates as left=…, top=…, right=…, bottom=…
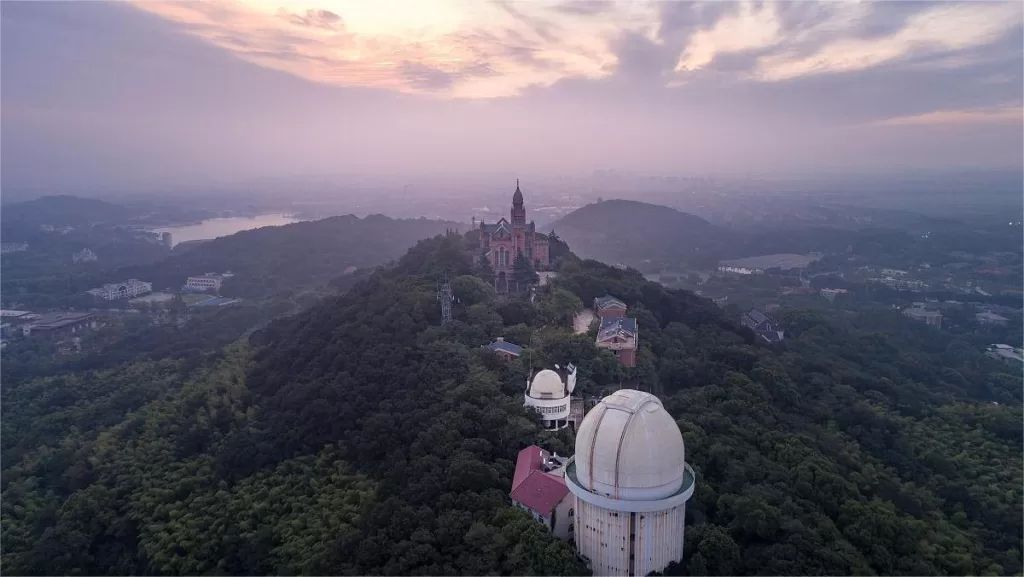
left=2, top=0, right=1022, bottom=195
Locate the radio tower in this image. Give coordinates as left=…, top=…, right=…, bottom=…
left=437, top=273, right=454, bottom=326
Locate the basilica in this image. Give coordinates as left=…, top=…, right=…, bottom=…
left=478, top=181, right=550, bottom=279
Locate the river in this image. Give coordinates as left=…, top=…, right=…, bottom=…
left=151, top=214, right=300, bottom=246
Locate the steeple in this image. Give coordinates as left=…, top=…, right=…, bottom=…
left=511, top=179, right=525, bottom=228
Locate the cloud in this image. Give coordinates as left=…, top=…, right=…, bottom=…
left=128, top=0, right=1022, bottom=101
left=129, top=0, right=660, bottom=98
left=281, top=9, right=343, bottom=31
left=672, top=1, right=1021, bottom=82
left=872, top=106, right=1024, bottom=127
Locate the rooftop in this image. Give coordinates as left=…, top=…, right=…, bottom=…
left=594, top=295, right=627, bottom=310
left=598, top=317, right=637, bottom=338
left=484, top=338, right=523, bottom=356
left=30, top=312, right=95, bottom=330
left=510, top=446, right=569, bottom=515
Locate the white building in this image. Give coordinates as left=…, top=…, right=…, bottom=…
left=1, top=242, right=28, bottom=254
left=88, top=279, right=152, bottom=301
left=524, top=365, right=577, bottom=431
left=565, top=390, right=695, bottom=577
left=185, top=273, right=230, bottom=292
left=903, top=306, right=942, bottom=328
left=72, top=248, right=98, bottom=263
left=986, top=344, right=1023, bottom=365
left=820, top=288, right=848, bottom=302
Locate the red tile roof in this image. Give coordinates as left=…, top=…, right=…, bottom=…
left=510, top=446, right=569, bottom=516
left=511, top=470, right=569, bottom=516
left=512, top=446, right=545, bottom=490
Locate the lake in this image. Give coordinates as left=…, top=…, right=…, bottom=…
left=152, top=214, right=300, bottom=246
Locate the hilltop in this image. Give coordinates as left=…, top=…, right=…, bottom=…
left=1, top=195, right=139, bottom=230
left=1, top=232, right=1020, bottom=575
left=550, top=200, right=735, bottom=270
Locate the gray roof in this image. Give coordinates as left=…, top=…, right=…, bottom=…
left=598, top=317, right=637, bottom=339
left=594, top=295, right=627, bottom=310
left=30, top=312, right=94, bottom=330
left=484, top=340, right=523, bottom=355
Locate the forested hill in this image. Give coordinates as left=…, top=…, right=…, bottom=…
left=550, top=200, right=735, bottom=269
left=1, top=195, right=139, bottom=230
left=116, top=214, right=462, bottom=298
left=2, top=232, right=1021, bottom=575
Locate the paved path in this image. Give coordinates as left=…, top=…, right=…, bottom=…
left=573, top=308, right=596, bottom=334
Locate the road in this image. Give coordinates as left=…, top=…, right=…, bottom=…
left=573, top=308, right=596, bottom=334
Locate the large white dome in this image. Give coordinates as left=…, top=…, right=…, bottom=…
left=528, top=369, right=566, bottom=398
left=574, top=389, right=685, bottom=500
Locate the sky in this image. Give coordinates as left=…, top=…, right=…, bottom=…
left=1, top=0, right=1022, bottom=194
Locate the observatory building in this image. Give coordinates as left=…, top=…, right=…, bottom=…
left=565, top=389, right=695, bottom=576
left=524, top=364, right=577, bottom=431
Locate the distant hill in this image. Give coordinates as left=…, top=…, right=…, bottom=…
left=116, top=214, right=462, bottom=298
left=550, top=200, right=736, bottom=270
left=1, top=195, right=138, bottom=231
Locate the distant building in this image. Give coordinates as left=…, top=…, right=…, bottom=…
left=741, top=309, right=785, bottom=344
left=593, top=295, right=627, bottom=318
left=880, top=268, right=908, bottom=277
left=718, top=265, right=760, bottom=275
left=88, top=279, right=152, bottom=300
left=21, top=312, right=96, bottom=338
left=903, top=306, right=942, bottom=328
left=478, top=181, right=550, bottom=292
left=596, top=317, right=638, bottom=367
left=161, top=232, right=173, bottom=247
left=986, top=344, right=1023, bottom=365
left=72, top=248, right=98, bottom=263
left=483, top=337, right=523, bottom=361
left=820, top=288, right=848, bottom=302
left=872, top=277, right=926, bottom=291
left=976, top=311, right=1009, bottom=326
left=184, top=273, right=231, bottom=293
left=509, top=446, right=572, bottom=540
left=524, top=365, right=577, bottom=431
left=1, top=242, right=28, bottom=254
left=0, top=310, right=33, bottom=321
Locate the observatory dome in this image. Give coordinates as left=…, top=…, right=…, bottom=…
left=574, top=389, right=685, bottom=500
left=528, top=369, right=565, bottom=398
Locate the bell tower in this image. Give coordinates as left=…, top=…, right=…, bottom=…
left=511, top=179, right=526, bottom=229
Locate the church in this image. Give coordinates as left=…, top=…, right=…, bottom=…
left=478, top=181, right=550, bottom=280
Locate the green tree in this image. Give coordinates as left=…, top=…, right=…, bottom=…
left=512, top=251, right=539, bottom=292
left=476, top=251, right=495, bottom=285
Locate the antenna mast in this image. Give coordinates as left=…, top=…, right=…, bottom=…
left=437, top=272, right=454, bottom=326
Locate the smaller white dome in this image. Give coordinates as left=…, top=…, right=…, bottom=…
left=528, top=369, right=565, bottom=398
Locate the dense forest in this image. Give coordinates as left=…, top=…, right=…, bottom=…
left=2, top=232, right=1021, bottom=575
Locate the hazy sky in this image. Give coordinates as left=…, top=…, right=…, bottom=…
left=2, top=1, right=1022, bottom=193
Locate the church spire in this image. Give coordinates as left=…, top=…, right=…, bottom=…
left=513, top=179, right=524, bottom=206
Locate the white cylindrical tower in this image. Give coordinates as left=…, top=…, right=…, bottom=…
left=524, top=369, right=571, bottom=430
left=565, top=389, right=695, bottom=577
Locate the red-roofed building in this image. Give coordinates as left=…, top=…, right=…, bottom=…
left=510, top=446, right=573, bottom=539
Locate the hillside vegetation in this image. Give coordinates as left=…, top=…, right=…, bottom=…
left=1, top=233, right=1020, bottom=575
left=117, top=214, right=461, bottom=298
left=551, top=200, right=733, bottom=269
